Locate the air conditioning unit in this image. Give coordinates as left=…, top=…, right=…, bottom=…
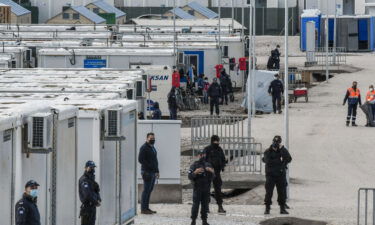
left=27, top=113, right=53, bottom=150
left=104, top=109, right=122, bottom=138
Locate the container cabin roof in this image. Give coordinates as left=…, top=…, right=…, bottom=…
left=0, top=0, right=30, bottom=16
left=38, top=47, right=174, bottom=56
left=90, top=0, right=126, bottom=18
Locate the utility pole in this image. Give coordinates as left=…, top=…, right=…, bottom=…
left=218, top=0, right=222, bottom=64
left=251, top=0, right=256, bottom=117
left=247, top=1, right=252, bottom=139
left=173, top=0, right=177, bottom=67
left=333, top=0, right=337, bottom=65
left=241, top=0, right=245, bottom=37
left=284, top=0, right=290, bottom=197
left=325, top=0, right=329, bottom=82
left=231, top=0, right=234, bottom=34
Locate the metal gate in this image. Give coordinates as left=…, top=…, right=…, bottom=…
left=191, top=116, right=262, bottom=173
left=358, top=188, right=375, bottom=225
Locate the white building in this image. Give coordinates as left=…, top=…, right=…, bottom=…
left=121, top=0, right=297, bottom=8
left=30, top=0, right=114, bottom=23
left=298, top=0, right=357, bottom=15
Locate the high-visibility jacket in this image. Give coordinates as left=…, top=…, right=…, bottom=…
left=348, top=88, right=360, bottom=98
left=366, top=90, right=375, bottom=102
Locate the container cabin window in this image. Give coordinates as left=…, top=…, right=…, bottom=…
left=63, top=13, right=70, bottom=19
left=136, top=81, right=143, bottom=97
left=3, top=129, right=11, bottom=142
left=73, top=13, right=80, bottom=19
left=93, top=8, right=100, bottom=14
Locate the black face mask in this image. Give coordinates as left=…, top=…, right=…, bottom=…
left=212, top=143, right=219, bottom=148
left=149, top=140, right=155, bottom=145
left=272, top=142, right=280, bottom=149
left=88, top=168, right=95, bottom=174
left=353, top=85, right=357, bottom=89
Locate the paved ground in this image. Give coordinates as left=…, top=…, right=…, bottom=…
left=136, top=49, right=375, bottom=225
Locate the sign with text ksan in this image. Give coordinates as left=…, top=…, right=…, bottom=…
left=84, top=59, right=107, bottom=68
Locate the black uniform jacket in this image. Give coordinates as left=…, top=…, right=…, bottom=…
left=79, top=172, right=101, bottom=207
left=188, top=160, right=214, bottom=191
left=15, top=194, right=41, bottom=225
left=262, top=145, right=292, bottom=177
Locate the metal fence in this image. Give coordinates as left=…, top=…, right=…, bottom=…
left=191, top=116, right=263, bottom=173
left=306, top=47, right=347, bottom=66
left=358, top=188, right=375, bottom=225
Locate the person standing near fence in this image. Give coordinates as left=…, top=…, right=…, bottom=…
left=204, top=135, right=227, bottom=214
left=343, top=81, right=362, bottom=127
left=268, top=74, right=284, bottom=114
left=138, top=133, right=159, bottom=214
left=203, top=77, right=210, bottom=104
left=262, top=136, right=292, bottom=215
left=208, top=78, right=222, bottom=116
left=365, top=85, right=375, bottom=127
left=219, top=69, right=230, bottom=105
left=271, top=45, right=281, bottom=70
left=188, top=150, right=214, bottom=225
left=167, top=87, right=178, bottom=120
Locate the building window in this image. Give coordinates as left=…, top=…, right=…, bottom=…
left=63, top=13, right=70, bottom=19
left=188, top=10, right=194, bottom=15
left=93, top=8, right=100, bottom=14
left=73, top=13, right=80, bottom=19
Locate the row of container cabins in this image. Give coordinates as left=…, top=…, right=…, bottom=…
left=0, top=24, right=246, bottom=87
left=0, top=68, right=182, bottom=225
left=301, top=12, right=375, bottom=52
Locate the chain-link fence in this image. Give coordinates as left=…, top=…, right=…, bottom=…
left=358, top=188, right=375, bottom=225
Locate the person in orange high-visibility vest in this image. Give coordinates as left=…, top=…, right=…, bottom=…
left=343, top=81, right=362, bottom=127
left=365, top=85, right=375, bottom=127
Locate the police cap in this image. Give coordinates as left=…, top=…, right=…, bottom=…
left=85, top=160, right=96, bottom=168
left=25, top=180, right=40, bottom=188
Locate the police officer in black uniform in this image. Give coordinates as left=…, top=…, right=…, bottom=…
left=207, top=78, right=222, bottom=116
left=189, top=150, right=214, bottom=225
left=262, top=136, right=292, bottom=215
left=204, top=135, right=227, bottom=213
left=15, top=180, right=41, bottom=225
left=268, top=74, right=284, bottom=114
left=79, top=160, right=101, bottom=225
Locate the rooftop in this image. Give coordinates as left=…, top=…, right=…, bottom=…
left=0, top=0, right=30, bottom=16
left=186, top=1, right=218, bottom=19
left=90, top=0, right=126, bottom=18
left=168, top=7, right=196, bottom=19
left=71, top=5, right=106, bottom=24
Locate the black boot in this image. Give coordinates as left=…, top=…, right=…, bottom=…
left=264, top=205, right=271, bottom=215
left=218, top=204, right=226, bottom=214
left=191, top=219, right=196, bottom=225
left=202, top=219, right=210, bottom=225
left=284, top=203, right=290, bottom=209
left=280, top=205, right=289, bottom=214
left=346, top=121, right=350, bottom=126
left=352, top=122, right=358, bottom=127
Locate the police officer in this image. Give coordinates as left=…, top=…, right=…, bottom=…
left=268, top=74, right=284, bottom=114
left=189, top=150, right=214, bottom=225
left=15, top=180, right=41, bottom=225
left=207, top=78, right=222, bottom=116
left=79, top=161, right=101, bottom=225
left=262, top=136, right=292, bottom=215
left=168, top=87, right=178, bottom=120
left=204, top=135, right=227, bottom=213
left=271, top=45, right=281, bottom=70
left=343, top=81, right=362, bottom=126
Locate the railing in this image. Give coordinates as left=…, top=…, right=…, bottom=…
left=191, top=116, right=263, bottom=173
left=358, top=188, right=375, bottom=225
left=306, top=47, right=347, bottom=66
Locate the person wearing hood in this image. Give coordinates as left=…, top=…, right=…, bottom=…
left=343, top=81, right=362, bottom=126
left=167, top=87, right=178, bottom=120
left=15, top=180, right=41, bottom=225
left=203, top=135, right=227, bottom=214
left=151, top=102, right=162, bottom=120
left=79, top=161, right=101, bottom=225
left=188, top=150, right=214, bottom=225
left=219, top=69, right=230, bottom=105
left=207, top=78, right=222, bottom=116
left=268, top=74, right=284, bottom=114
left=262, top=136, right=292, bottom=215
